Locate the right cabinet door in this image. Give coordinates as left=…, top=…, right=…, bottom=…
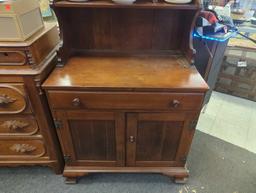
left=126, top=112, right=197, bottom=167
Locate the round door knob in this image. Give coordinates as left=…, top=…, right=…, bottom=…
left=170, top=99, right=180, bottom=108
left=129, top=136, right=135, bottom=143
left=72, top=98, right=81, bottom=107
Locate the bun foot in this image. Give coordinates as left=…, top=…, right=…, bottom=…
left=174, top=176, right=188, bottom=184
left=65, top=177, right=77, bottom=184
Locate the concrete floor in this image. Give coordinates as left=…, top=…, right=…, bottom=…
left=1, top=131, right=256, bottom=193
left=197, top=91, right=256, bottom=154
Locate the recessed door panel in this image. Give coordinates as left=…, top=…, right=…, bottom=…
left=55, top=111, right=125, bottom=167
left=136, top=120, right=183, bottom=161
left=126, top=112, right=191, bottom=167
left=69, top=120, right=116, bottom=161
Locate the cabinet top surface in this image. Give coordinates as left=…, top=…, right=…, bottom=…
left=43, top=55, right=208, bottom=92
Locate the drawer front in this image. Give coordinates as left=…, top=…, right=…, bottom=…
left=0, top=84, right=31, bottom=114
left=0, top=115, right=39, bottom=136
left=0, top=139, right=46, bottom=159
left=0, top=50, right=26, bottom=66
left=48, top=91, right=204, bottom=111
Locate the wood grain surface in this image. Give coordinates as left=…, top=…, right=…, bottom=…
left=43, top=56, right=208, bottom=92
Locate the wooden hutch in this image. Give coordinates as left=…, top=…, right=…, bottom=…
left=43, top=0, right=208, bottom=183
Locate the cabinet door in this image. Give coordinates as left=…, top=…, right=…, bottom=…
left=126, top=112, right=197, bottom=167
left=55, top=111, right=125, bottom=166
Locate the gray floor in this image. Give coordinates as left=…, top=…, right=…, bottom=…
left=1, top=131, right=256, bottom=193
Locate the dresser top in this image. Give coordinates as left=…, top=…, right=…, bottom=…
left=43, top=55, right=208, bottom=92
left=0, top=22, right=57, bottom=47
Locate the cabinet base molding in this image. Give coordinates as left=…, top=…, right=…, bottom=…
left=173, top=176, right=188, bottom=184
left=63, top=166, right=189, bottom=184
left=65, top=177, right=78, bottom=184
left=0, top=160, right=63, bottom=174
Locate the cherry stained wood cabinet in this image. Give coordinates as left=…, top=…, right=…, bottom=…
left=43, top=0, right=208, bottom=184
left=43, top=59, right=208, bottom=184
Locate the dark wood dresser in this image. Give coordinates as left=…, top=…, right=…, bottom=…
left=43, top=0, right=208, bottom=183
left=0, top=23, right=63, bottom=173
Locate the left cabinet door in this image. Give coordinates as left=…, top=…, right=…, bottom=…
left=55, top=111, right=125, bottom=167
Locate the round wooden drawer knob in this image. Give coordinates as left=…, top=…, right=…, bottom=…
left=170, top=99, right=180, bottom=108
left=72, top=98, right=81, bottom=107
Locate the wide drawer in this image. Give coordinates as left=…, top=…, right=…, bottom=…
left=47, top=91, right=204, bottom=111
left=0, top=139, right=47, bottom=159
left=0, top=50, right=26, bottom=66
left=0, top=84, right=32, bottom=114
left=0, top=115, right=39, bottom=136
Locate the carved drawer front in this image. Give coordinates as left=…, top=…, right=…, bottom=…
left=0, top=139, right=46, bottom=159
left=0, top=51, right=26, bottom=66
left=48, top=91, right=204, bottom=111
left=0, top=84, right=31, bottom=114
left=0, top=115, right=39, bottom=136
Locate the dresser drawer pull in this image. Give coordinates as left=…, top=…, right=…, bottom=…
left=72, top=98, right=81, bottom=107
left=2, top=52, right=8, bottom=57
left=1, top=120, right=29, bottom=131
left=10, top=144, right=36, bottom=153
left=129, top=136, right=135, bottom=143
left=0, top=94, right=16, bottom=106
left=170, top=99, right=180, bottom=108
left=0, top=51, right=26, bottom=66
